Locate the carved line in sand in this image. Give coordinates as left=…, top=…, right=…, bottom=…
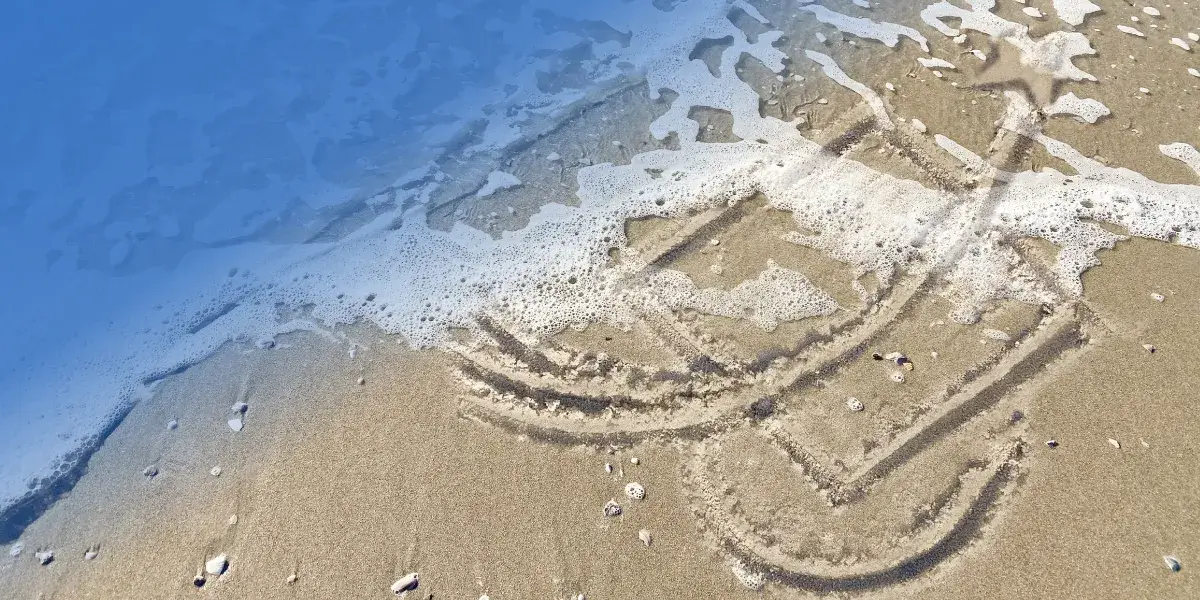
left=451, top=95, right=1094, bottom=591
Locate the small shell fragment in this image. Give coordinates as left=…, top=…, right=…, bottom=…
left=604, top=462, right=613, bottom=474
left=357, top=376, right=366, bottom=386
left=231, top=402, right=248, bottom=414
left=1108, top=438, right=1121, bottom=449
left=638, top=529, right=653, bottom=546
left=391, top=572, right=420, bottom=595
left=35, top=550, right=54, bottom=566
left=143, top=465, right=159, bottom=478
left=889, top=371, right=906, bottom=383
left=630, top=457, right=640, bottom=465
left=983, top=329, right=1012, bottom=341
left=1164, top=555, right=1182, bottom=572
left=1046, top=439, right=1059, bottom=448
left=625, top=482, right=646, bottom=500
left=205, top=554, right=228, bottom=576
left=1150, top=292, right=1165, bottom=302
left=1142, top=343, right=1156, bottom=353
left=603, top=500, right=623, bottom=517
left=210, top=466, right=223, bottom=477
left=846, top=397, right=864, bottom=412
left=167, top=420, right=179, bottom=430
left=1142, top=6, right=1161, bottom=16
left=83, top=544, right=100, bottom=561
left=228, top=418, right=244, bottom=432
left=287, top=572, right=299, bottom=584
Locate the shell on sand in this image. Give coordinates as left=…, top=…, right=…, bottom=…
left=391, top=572, right=420, bottom=595
left=624, top=482, right=646, bottom=500
left=1164, top=555, right=1182, bottom=572
left=34, top=550, right=54, bottom=565
left=603, top=499, right=623, bottom=517
left=638, top=529, right=653, bottom=546
left=231, top=401, right=248, bottom=414
left=846, top=397, right=864, bottom=412
left=205, top=554, right=228, bottom=576
left=228, top=417, right=244, bottom=432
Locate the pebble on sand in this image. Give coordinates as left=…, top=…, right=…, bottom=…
left=205, top=553, right=229, bottom=576
left=847, top=397, right=865, bottom=412
left=143, top=465, right=159, bottom=478
left=1108, top=438, right=1121, bottom=449
left=35, top=550, right=54, bottom=565
left=1150, top=292, right=1165, bottom=302
left=167, top=419, right=179, bottom=430
left=228, top=417, right=244, bottom=432
left=603, top=500, right=623, bottom=517
left=1046, top=439, right=1059, bottom=448
left=83, top=545, right=100, bottom=560
left=630, top=457, right=640, bottom=465
left=391, top=572, right=419, bottom=595
left=357, top=376, right=366, bottom=385
left=231, top=401, right=248, bottom=414
left=210, top=466, right=223, bottom=477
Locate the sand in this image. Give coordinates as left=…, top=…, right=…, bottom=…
left=4, top=1, right=1200, bottom=598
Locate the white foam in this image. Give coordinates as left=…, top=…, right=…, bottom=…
left=649, top=261, right=839, bottom=330
left=1052, top=0, right=1101, bottom=26
left=1160, top=143, right=1200, bottom=176
left=476, top=171, right=522, bottom=198
left=799, top=5, right=929, bottom=51
left=1043, top=93, right=1111, bottom=123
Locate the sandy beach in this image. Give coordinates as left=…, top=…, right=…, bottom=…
left=4, top=0, right=1200, bottom=598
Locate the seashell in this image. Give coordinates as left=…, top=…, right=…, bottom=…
left=983, top=329, right=1011, bottom=341
left=1150, top=292, right=1165, bottom=302
left=286, top=572, right=299, bottom=584
left=638, top=529, right=653, bottom=546
left=731, top=563, right=764, bottom=590
left=205, top=553, right=228, bottom=576
left=1164, top=555, right=1182, bottom=572
left=1046, top=439, right=1059, bottom=448
left=231, top=402, right=248, bottom=414
left=625, top=482, right=646, bottom=500
left=884, top=352, right=904, bottom=361
left=391, top=572, right=420, bottom=595
left=35, top=550, right=54, bottom=565
left=846, top=397, right=864, bottom=412
left=890, top=371, right=905, bottom=383
left=228, top=514, right=238, bottom=526
left=193, top=572, right=207, bottom=587
left=228, top=418, right=244, bottom=432
left=603, top=500, right=623, bottom=517
left=1142, top=343, right=1156, bottom=353
left=629, top=457, right=640, bottom=465
left=1108, top=438, right=1121, bottom=449
left=9, top=542, right=23, bottom=557
left=83, top=544, right=99, bottom=560
left=167, top=420, right=178, bottom=430
left=604, top=462, right=613, bottom=474
left=143, top=465, right=159, bottom=478
left=210, top=466, right=223, bottom=477
left=357, top=376, right=366, bottom=386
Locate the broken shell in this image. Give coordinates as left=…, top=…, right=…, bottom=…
left=846, top=397, right=864, bottom=412
left=889, top=371, right=905, bottom=383
left=231, top=401, right=248, bottom=414
left=604, top=462, right=613, bottom=474
left=1108, top=438, right=1121, bottom=449
left=983, top=329, right=1012, bottom=341
left=193, top=572, right=207, bottom=587
left=883, top=352, right=904, bottom=361
left=83, top=545, right=99, bottom=560
left=210, top=466, right=223, bottom=477
left=35, top=550, right=54, bottom=565
left=357, top=376, right=366, bottom=386
left=625, top=482, right=646, bottom=500
left=391, top=572, right=420, bottom=595
left=143, top=465, right=159, bottom=478
left=731, top=563, right=765, bottom=590
left=603, top=500, right=623, bottom=517
left=1150, top=292, right=1165, bottom=302
left=1046, top=439, right=1059, bottom=448
left=286, top=572, right=299, bottom=584
left=228, top=417, right=244, bottom=432
left=1142, top=343, right=1156, bottom=353
left=167, top=419, right=179, bottom=430
left=205, top=553, right=229, bottom=576
left=639, top=529, right=653, bottom=546
left=228, top=514, right=239, bottom=526
left=629, top=457, right=640, bottom=465
left=1164, top=555, right=1182, bottom=572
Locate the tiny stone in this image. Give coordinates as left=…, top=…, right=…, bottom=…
left=84, top=549, right=98, bottom=560
left=630, top=457, right=640, bottom=465
left=1142, top=6, right=1161, bottom=16
left=885, top=82, right=896, bottom=91
left=357, top=376, right=366, bottom=385
left=228, top=514, right=239, bottom=526
left=210, top=466, right=223, bottom=477
left=1139, top=87, right=1151, bottom=94
left=625, top=482, right=646, bottom=500
left=287, top=572, right=299, bottom=584
left=604, top=462, right=613, bottom=474
left=846, top=397, right=864, bottom=412
left=194, top=573, right=207, bottom=588
left=603, top=500, right=623, bottom=517
left=167, top=420, right=178, bottom=430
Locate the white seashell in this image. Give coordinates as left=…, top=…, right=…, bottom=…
left=983, top=329, right=1011, bottom=341
left=143, top=465, right=158, bottom=478
left=1150, top=292, right=1165, bottom=302
left=846, top=397, right=864, bottom=412
left=1190, top=32, right=1200, bottom=42
left=1108, top=438, right=1121, bottom=449
left=287, top=572, right=299, bottom=584
left=1142, top=6, right=1161, bottom=16
left=228, top=418, right=244, bottom=432
left=210, top=466, right=222, bottom=477
left=604, top=462, right=613, bottom=474
left=1142, top=343, right=1157, bottom=353
left=885, top=82, right=895, bottom=92
left=1022, top=7, right=1043, bottom=18
left=167, top=420, right=178, bottom=430
left=603, top=500, right=623, bottom=517
left=35, top=550, right=54, bottom=565
left=629, top=457, right=640, bottom=465
left=205, top=554, right=228, bottom=576
left=1190, top=68, right=1200, bottom=78
left=479, top=595, right=490, bottom=600
left=639, top=529, right=653, bottom=546
left=231, top=402, right=248, bottom=414
left=731, top=563, right=764, bottom=590
left=1139, top=87, right=1151, bottom=95
left=1164, top=555, right=1182, bottom=572
left=890, top=371, right=905, bottom=383
left=1171, top=38, right=1192, bottom=51
left=9, top=542, right=23, bottom=557
left=228, top=514, right=239, bottom=526
left=911, top=118, right=927, bottom=133
left=625, top=482, right=646, bottom=500
left=391, top=572, right=420, bottom=595
left=357, top=376, right=366, bottom=385
left=84, top=546, right=99, bottom=560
